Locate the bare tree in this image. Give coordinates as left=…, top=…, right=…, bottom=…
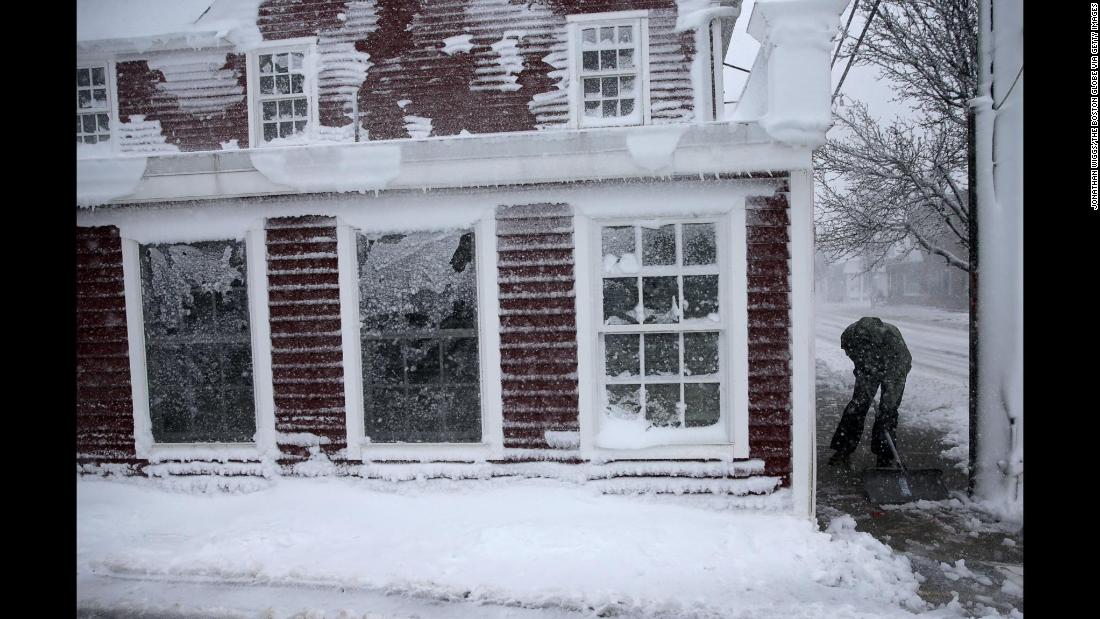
left=816, top=0, right=977, bottom=272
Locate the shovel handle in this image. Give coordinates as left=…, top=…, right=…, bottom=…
left=884, top=432, right=908, bottom=473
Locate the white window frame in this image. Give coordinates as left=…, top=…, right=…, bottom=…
left=122, top=226, right=277, bottom=462
left=583, top=213, right=749, bottom=460
left=339, top=214, right=503, bottom=462
left=566, top=11, right=651, bottom=129
left=246, top=38, right=320, bottom=148
left=76, top=59, right=119, bottom=151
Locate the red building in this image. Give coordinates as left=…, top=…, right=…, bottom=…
left=77, top=0, right=846, bottom=517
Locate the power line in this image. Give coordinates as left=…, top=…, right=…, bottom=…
left=832, top=0, right=882, bottom=102
left=992, top=65, right=1023, bottom=110
left=723, top=62, right=751, bottom=73
left=831, top=0, right=861, bottom=69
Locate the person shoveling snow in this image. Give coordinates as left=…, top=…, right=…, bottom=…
left=828, top=317, right=913, bottom=468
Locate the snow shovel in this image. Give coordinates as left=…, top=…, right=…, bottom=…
left=862, top=432, right=949, bottom=504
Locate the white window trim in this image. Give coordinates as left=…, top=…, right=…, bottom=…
left=122, top=227, right=277, bottom=462
left=339, top=213, right=503, bottom=462
left=580, top=210, right=749, bottom=461
left=76, top=58, right=119, bottom=153
left=245, top=37, right=321, bottom=148
left=566, top=11, right=652, bottom=130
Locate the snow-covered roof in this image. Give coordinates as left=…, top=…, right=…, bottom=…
left=77, top=0, right=214, bottom=42
left=77, top=0, right=263, bottom=51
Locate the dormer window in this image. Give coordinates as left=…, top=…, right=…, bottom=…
left=249, top=42, right=316, bottom=146
left=77, top=64, right=111, bottom=144
left=568, top=12, right=649, bottom=128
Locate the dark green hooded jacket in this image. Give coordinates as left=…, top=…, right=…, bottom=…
left=840, top=317, right=912, bottom=380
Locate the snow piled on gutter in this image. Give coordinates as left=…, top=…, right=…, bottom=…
left=76, top=154, right=148, bottom=208
left=249, top=143, right=402, bottom=193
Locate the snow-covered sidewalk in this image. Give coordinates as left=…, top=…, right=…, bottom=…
left=77, top=477, right=1011, bottom=618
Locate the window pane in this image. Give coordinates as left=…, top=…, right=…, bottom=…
left=607, top=384, right=640, bottom=418
left=582, top=28, right=597, bottom=46
left=642, top=276, right=678, bottom=324
left=294, top=98, right=308, bottom=117
left=91, top=67, right=105, bottom=85
left=78, top=90, right=92, bottom=109
left=617, top=49, right=634, bottom=69
left=77, top=115, right=81, bottom=133
left=683, top=223, right=717, bottom=265
left=601, top=77, right=618, bottom=97
left=603, top=277, right=639, bottom=325
left=279, top=121, right=293, bottom=137
left=277, top=100, right=291, bottom=118
left=618, top=25, right=633, bottom=43
left=644, top=333, right=679, bottom=377
left=294, top=120, right=307, bottom=134
left=260, top=76, right=274, bottom=94
left=97, top=114, right=110, bottom=131
left=263, top=122, right=277, bottom=142
left=139, top=240, right=255, bottom=444
left=683, top=275, right=719, bottom=320
left=584, top=78, right=601, bottom=98
left=620, top=75, right=635, bottom=96
left=291, top=74, right=304, bottom=94
left=262, top=101, right=277, bottom=121
left=584, top=101, right=600, bottom=117
left=604, top=334, right=639, bottom=378
left=84, top=135, right=98, bottom=144
left=77, top=69, right=90, bottom=87
left=683, top=332, right=719, bottom=376
left=82, top=115, right=96, bottom=133
left=276, top=74, right=290, bottom=94
left=358, top=230, right=481, bottom=443
left=259, top=55, right=273, bottom=74
left=684, top=383, right=720, bottom=427
left=620, top=98, right=635, bottom=116
left=442, top=337, right=479, bottom=383
left=291, top=52, right=304, bottom=70
left=406, top=338, right=441, bottom=384
left=600, top=27, right=615, bottom=43
left=602, top=226, right=637, bottom=274
left=275, top=53, right=288, bottom=73
left=600, top=50, right=617, bottom=70
left=642, top=225, right=676, bottom=265
left=645, top=384, right=681, bottom=427
left=582, top=51, right=598, bottom=71
left=363, top=338, right=404, bottom=384
left=602, top=99, right=617, bottom=117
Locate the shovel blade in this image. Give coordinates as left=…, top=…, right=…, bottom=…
left=862, top=467, right=950, bottom=504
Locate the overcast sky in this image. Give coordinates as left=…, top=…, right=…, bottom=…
left=722, top=0, right=914, bottom=125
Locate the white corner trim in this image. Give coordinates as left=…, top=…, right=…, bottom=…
left=788, top=169, right=816, bottom=519
left=730, top=200, right=750, bottom=458
left=477, top=213, right=505, bottom=459
left=573, top=212, right=596, bottom=459
left=122, top=238, right=153, bottom=459
left=247, top=227, right=278, bottom=459
left=337, top=223, right=365, bottom=461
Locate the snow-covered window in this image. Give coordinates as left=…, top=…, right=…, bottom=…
left=598, top=221, right=725, bottom=434
left=356, top=230, right=482, bottom=443
left=76, top=64, right=111, bottom=144
left=138, top=240, right=256, bottom=443
left=251, top=45, right=314, bottom=145
left=569, top=12, right=648, bottom=128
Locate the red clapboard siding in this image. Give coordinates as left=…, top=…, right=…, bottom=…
left=497, top=203, right=579, bottom=450
left=266, top=216, right=348, bottom=461
left=115, top=53, right=249, bottom=153
left=107, top=0, right=695, bottom=151
left=745, top=188, right=794, bottom=484
left=76, top=226, right=140, bottom=466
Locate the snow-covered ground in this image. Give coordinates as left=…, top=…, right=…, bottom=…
left=76, top=477, right=1019, bottom=619
left=816, top=302, right=970, bottom=468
